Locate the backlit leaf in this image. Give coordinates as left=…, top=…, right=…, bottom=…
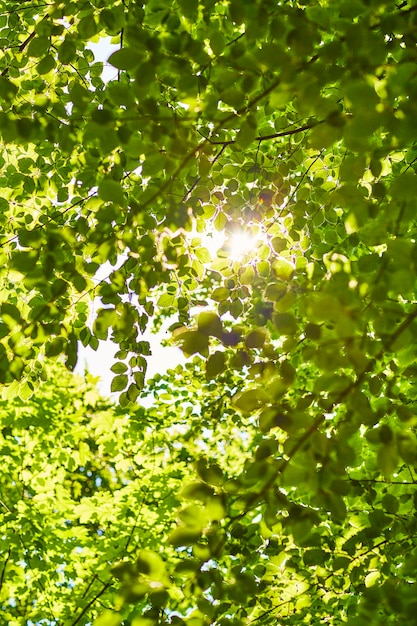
left=98, top=179, right=125, bottom=205
left=111, top=374, right=128, bottom=392
left=233, top=388, right=269, bottom=413
left=108, top=48, right=142, bottom=70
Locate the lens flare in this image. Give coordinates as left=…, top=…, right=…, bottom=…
left=228, top=231, right=257, bottom=260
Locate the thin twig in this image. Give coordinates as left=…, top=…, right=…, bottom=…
left=0, top=189, right=97, bottom=249
left=19, top=31, right=36, bottom=52
left=1, top=20, right=42, bottom=75
left=181, top=144, right=227, bottom=203
left=204, top=120, right=322, bottom=146
left=233, top=306, right=417, bottom=521
left=0, top=548, right=11, bottom=594
left=70, top=581, right=112, bottom=626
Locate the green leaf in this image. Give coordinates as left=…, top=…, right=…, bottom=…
left=332, top=556, right=351, bottom=571
left=94, top=611, right=122, bottom=626
left=27, top=36, right=50, bottom=57
left=111, top=374, right=128, bottom=392
left=364, top=570, right=380, bottom=588
left=303, top=549, right=327, bottom=566
left=377, top=444, right=399, bottom=480
left=273, top=313, right=298, bottom=335
left=206, top=351, right=226, bottom=378
left=270, top=237, right=287, bottom=253
left=211, top=287, right=230, bottom=302
left=381, top=494, right=399, bottom=514
left=58, top=38, right=77, bottom=64
left=157, top=292, right=176, bottom=308
left=180, top=481, right=215, bottom=501
left=236, top=120, right=257, bottom=149
left=37, top=54, right=56, bottom=75
left=78, top=15, right=97, bottom=39
left=108, top=48, right=142, bottom=71
left=272, top=259, right=295, bottom=281
left=233, top=388, right=269, bottom=413
left=45, top=337, right=65, bottom=358
left=221, top=87, right=243, bottom=108
left=210, top=32, right=226, bottom=55
left=1, top=302, right=22, bottom=324
left=239, top=265, right=255, bottom=284
left=213, top=211, right=227, bottom=231
left=65, top=333, right=78, bottom=371
left=169, top=526, right=202, bottom=547
left=98, top=179, right=125, bottom=205
left=195, top=460, right=224, bottom=486
left=136, top=549, right=167, bottom=580
left=177, top=0, right=198, bottom=18
left=194, top=246, right=211, bottom=263
left=245, top=330, right=266, bottom=348
left=0, top=77, right=18, bottom=101
left=197, top=311, right=223, bottom=337
left=179, top=331, right=209, bottom=357
left=259, top=408, right=292, bottom=433
left=110, top=362, right=128, bottom=374
left=18, top=381, right=33, bottom=401
left=309, top=124, right=342, bottom=149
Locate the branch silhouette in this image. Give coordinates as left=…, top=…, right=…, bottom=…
left=204, top=120, right=323, bottom=146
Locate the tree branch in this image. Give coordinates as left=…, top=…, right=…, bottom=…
left=1, top=18, right=43, bottom=76
left=205, top=120, right=322, bottom=146
left=70, top=581, right=112, bottom=626
left=234, top=306, right=417, bottom=521
left=19, top=31, right=36, bottom=52
left=0, top=548, right=11, bottom=595
left=127, top=52, right=321, bottom=225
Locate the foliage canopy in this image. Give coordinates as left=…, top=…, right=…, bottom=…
left=1, top=0, right=417, bottom=624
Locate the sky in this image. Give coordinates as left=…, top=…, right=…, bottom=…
left=74, top=38, right=188, bottom=397
left=74, top=38, right=255, bottom=399
left=76, top=313, right=187, bottom=398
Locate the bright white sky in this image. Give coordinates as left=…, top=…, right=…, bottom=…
left=74, top=39, right=259, bottom=398
left=76, top=318, right=186, bottom=398
left=75, top=38, right=186, bottom=397
left=87, top=36, right=119, bottom=82
left=75, top=231, right=249, bottom=399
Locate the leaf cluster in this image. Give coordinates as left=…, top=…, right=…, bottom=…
left=1, top=0, right=417, bottom=624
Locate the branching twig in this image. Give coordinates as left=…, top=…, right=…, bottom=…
left=347, top=477, right=417, bottom=484
left=70, top=580, right=112, bottom=626
left=0, top=548, right=11, bottom=594
left=248, top=596, right=298, bottom=623
left=1, top=19, right=43, bottom=76
left=81, top=573, right=98, bottom=600
left=232, top=306, right=417, bottom=522
left=204, top=120, right=322, bottom=146
left=181, top=144, right=227, bottom=203
left=19, top=31, right=36, bottom=52
left=0, top=189, right=97, bottom=249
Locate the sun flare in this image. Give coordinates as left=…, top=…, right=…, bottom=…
left=188, top=211, right=278, bottom=268
left=227, top=231, right=257, bottom=260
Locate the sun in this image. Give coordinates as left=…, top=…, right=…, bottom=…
left=227, top=231, right=258, bottom=260
left=196, top=228, right=261, bottom=262
left=187, top=213, right=275, bottom=268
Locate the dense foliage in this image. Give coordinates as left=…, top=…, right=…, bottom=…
left=1, top=0, right=417, bottom=624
